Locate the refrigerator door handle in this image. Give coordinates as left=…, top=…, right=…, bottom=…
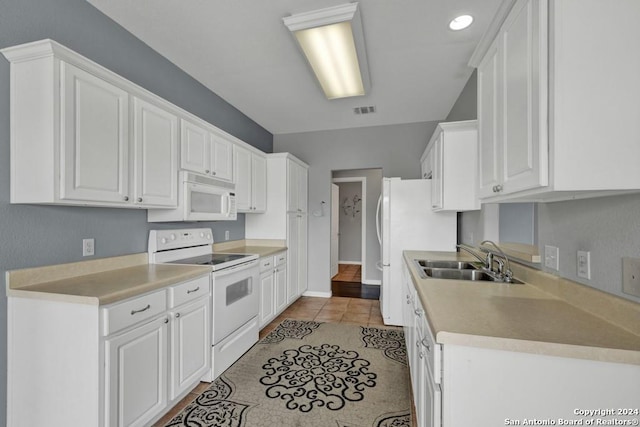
left=376, top=194, right=382, bottom=245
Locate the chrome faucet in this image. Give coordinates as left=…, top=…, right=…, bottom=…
left=480, top=240, right=513, bottom=282
left=456, top=244, right=491, bottom=269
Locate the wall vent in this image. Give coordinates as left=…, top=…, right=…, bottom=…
left=353, top=105, right=376, bottom=115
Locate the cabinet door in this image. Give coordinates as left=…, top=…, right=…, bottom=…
left=105, top=316, right=168, bottom=427
left=169, top=298, right=210, bottom=401
left=297, top=166, right=308, bottom=213
left=500, top=0, right=548, bottom=194
left=210, top=134, right=233, bottom=181
left=259, top=271, right=275, bottom=327
left=61, top=62, right=129, bottom=203
left=477, top=41, right=502, bottom=199
left=275, top=264, right=288, bottom=314
left=233, top=145, right=252, bottom=211
left=251, top=154, right=267, bottom=212
left=430, top=132, right=444, bottom=209
left=286, top=214, right=299, bottom=303
left=180, top=120, right=208, bottom=174
left=132, top=97, right=178, bottom=207
left=286, top=161, right=299, bottom=212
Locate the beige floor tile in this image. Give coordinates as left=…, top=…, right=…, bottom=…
left=341, top=312, right=370, bottom=324
left=318, top=306, right=348, bottom=315
left=347, top=304, right=372, bottom=314
left=314, top=311, right=344, bottom=322
left=323, top=300, right=350, bottom=309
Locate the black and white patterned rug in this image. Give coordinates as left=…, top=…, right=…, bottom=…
left=165, top=319, right=410, bottom=427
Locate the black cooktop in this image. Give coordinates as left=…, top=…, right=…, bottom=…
left=169, top=253, right=251, bottom=266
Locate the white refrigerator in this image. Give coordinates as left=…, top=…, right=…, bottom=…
left=376, top=178, right=457, bottom=326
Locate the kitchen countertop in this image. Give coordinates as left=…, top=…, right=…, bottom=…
left=404, top=250, right=640, bottom=365
left=6, top=253, right=211, bottom=305
left=213, top=239, right=287, bottom=258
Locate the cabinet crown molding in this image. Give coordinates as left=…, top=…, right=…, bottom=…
left=468, top=0, right=517, bottom=67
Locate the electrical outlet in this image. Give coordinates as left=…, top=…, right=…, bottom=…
left=577, top=250, right=591, bottom=279
left=544, top=245, right=559, bottom=271
left=82, top=238, right=95, bottom=257
left=225, top=230, right=230, bottom=241
left=622, top=257, right=640, bottom=298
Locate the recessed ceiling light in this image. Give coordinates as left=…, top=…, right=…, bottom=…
left=449, top=15, right=473, bottom=31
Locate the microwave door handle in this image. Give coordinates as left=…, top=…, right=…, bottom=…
left=226, top=194, right=232, bottom=216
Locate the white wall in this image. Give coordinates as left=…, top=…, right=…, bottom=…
left=275, top=121, right=438, bottom=294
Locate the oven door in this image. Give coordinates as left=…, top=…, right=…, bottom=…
left=212, top=260, right=259, bottom=344
left=185, top=182, right=237, bottom=221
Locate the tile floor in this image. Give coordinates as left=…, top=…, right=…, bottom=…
left=152, top=295, right=389, bottom=426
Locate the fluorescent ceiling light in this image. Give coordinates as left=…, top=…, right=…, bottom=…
left=283, top=3, right=370, bottom=100
left=449, top=15, right=474, bottom=31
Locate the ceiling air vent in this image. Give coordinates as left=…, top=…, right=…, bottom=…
left=353, top=105, right=376, bottom=115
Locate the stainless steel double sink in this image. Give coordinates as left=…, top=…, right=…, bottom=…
left=414, top=259, right=524, bottom=284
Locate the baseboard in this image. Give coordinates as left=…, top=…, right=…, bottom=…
left=361, top=279, right=381, bottom=286
left=302, top=291, right=332, bottom=298
left=338, top=261, right=362, bottom=265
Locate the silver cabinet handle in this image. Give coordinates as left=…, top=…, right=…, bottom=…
left=123, top=196, right=129, bottom=201
left=419, top=351, right=425, bottom=359
left=212, top=171, right=217, bottom=175
left=187, top=286, right=200, bottom=294
left=137, top=197, right=143, bottom=203
left=493, top=184, right=503, bottom=193
left=131, top=304, right=150, bottom=315
left=205, top=170, right=210, bottom=174
left=175, top=313, right=181, bottom=318
left=421, top=338, right=431, bottom=352
left=414, top=308, right=423, bottom=316
left=164, top=318, right=169, bottom=324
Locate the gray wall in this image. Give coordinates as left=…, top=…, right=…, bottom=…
left=0, top=0, right=272, bottom=422
left=335, top=182, right=363, bottom=263
left=275, top=122, right=438, bottom=293
left=450, top=71, right=640, bottom=303
left=333, top=169, right=383, bottom=281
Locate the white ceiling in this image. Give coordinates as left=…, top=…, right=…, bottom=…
left=88, top=0, right=502, bottom=135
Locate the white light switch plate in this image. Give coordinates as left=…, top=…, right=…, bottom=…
left=622, top=257, right=640, bottom=298
left=577, top=250, right=591, bottom=279
left=544, top=245, right=559, bottom=271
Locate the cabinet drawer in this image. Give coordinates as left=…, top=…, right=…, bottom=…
left=168, top=275, right=210, bottom=308
left=259, top=257, right=274, bottom=273
left=275, top=251, right=287, bottom=266
left=102, top=290, right=167, bottom=336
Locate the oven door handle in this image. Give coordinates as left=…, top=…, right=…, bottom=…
left=214, top=260, right=258, bottom=277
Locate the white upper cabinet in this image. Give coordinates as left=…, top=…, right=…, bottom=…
left=2, top=39, right=180, bottom=209
left=472, top=0, right=640, bottom=202
left=180, top=119, right=233, bottom=182
left=233, top=144, right=266, bottom=213
left=421, top=120, right=480, bottom=211
left=287, top=161, right=308, bottom=213
left=133, top=97, right=179, bottom=207
left=209, top=134, right=233, bottom=181
left=60, top=62, right=130, bottom=204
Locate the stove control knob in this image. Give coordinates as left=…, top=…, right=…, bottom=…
left=206, top=233, right=212, bottom=240
left=200, top=232, right=205, bottom=238
left=170, top=234, right=176, bottom=241
left=161, top=237, right=168, bottom=244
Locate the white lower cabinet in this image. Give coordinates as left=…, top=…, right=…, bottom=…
left=105, top=316, right=169, bottom=427
left=402, top=259, right=640, bottom=427
left=6, top=274, right=210, bottom=427
left=168, top=297, right=210, bottom=400
left=259, top=251, right=287, bottom=328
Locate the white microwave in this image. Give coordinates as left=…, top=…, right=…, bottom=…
left=148, top=172, right=237, bottom=222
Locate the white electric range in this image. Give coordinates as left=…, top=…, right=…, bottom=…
left=148, top=228, right=260, bottom=381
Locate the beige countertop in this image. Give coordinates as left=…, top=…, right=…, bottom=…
left=6, top=254, right=211, bottom=306
left=212, top=239, right=287, bottom=258
left=404, top=250, right=640, bottom=365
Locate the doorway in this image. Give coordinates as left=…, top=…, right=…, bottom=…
left=330, top=175, right=380, bottom=299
